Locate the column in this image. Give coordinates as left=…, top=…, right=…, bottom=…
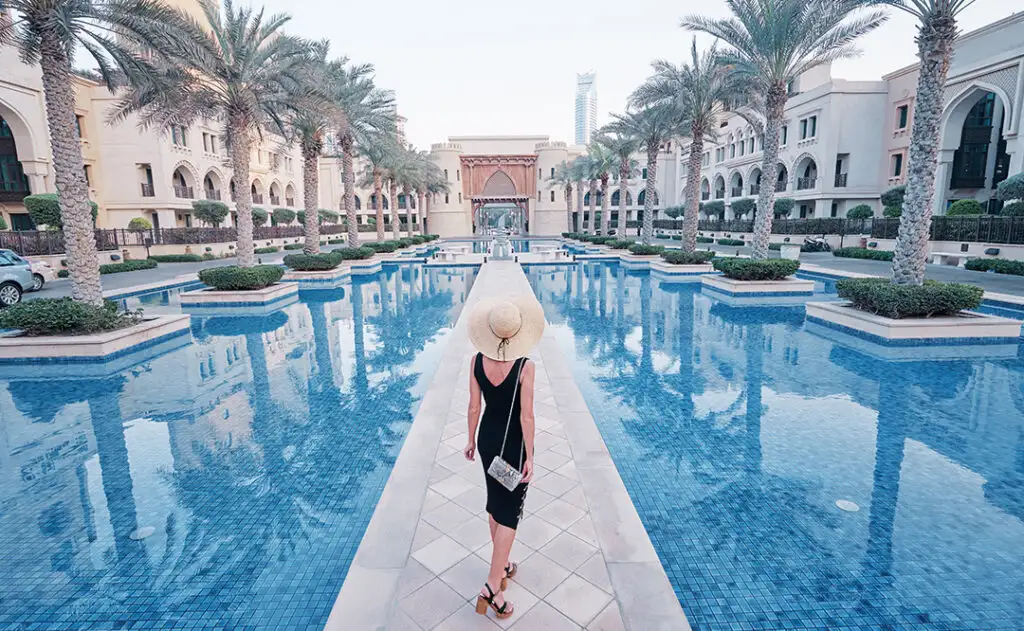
left=933, top=150, right=955, bottom=216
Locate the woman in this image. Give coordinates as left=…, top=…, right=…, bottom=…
left=463, top=294, right=545, bottom=620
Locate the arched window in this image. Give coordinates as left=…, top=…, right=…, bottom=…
left=353, top=195, right=361, bottom=210
left=610, top=190, right=634, bottom=206
left=637, top=189, right=659, bottom=206
left=550, top=190, right=555, bottom=202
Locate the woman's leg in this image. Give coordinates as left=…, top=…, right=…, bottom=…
left=488, top=515, right=498, bottom=543
left=485, top=524, right=516, bottom=600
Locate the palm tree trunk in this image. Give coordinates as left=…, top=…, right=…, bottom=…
left=389, top=181, right=400, bottom=240
left=228, top=116, right=255, bottom=267
left=752, top=85, right=787, bottom=259
left=588, top=180, right=597, bottom=235
left=641, top=148, right=658, bottom=245
left=302, top=149, right=320, bottom=254
left=38, top=35, right=102, bottom=304
left=617, top=163, right=628, bottom=237
left=575, top=180, right=584, bottom=233
left=417, top=192, right=425, bottom=235
left=423, top=194, right=430, bottom=235
left=373, top=170, right=385, bottom=242
left=404, top=189, right=414, bottom=238
left=565, top=183, right=574, bottom=232
left=600, top=174, right=611, bottom=235
left=341, top=135, right=359, bottom=247
left=891, top=16, right=956, bottom=285
left=682, top=123, right=704, bottom=253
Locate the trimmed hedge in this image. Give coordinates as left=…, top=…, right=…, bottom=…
left=327, top=239, right=346, bottom=245
left=283, top=252, right=343, bottom=271
left=768, top=243, right=782, bottom=250
left=366, top=241, right=399, bottom=253
left=24, top=193, right=98, bottom=228
left=946, top=199, right=984, bottom=216
left=846, top=204, right=874, bottom=219
left=836, top=278, right=983, bottom=318
left=1000, top=201, right=1024, bottom=216
left=628, top=244, right=665, bottom=256
left=661, top=250, right=714, bottom=265
left=99, top=259, right=158, bottom=274
left=696, top=236, right=714, bottom=244
left=198, top=265, right=284, bottom=290
left=0, top=298, right=141, bottom=336
left=832, top=247, right=894, bottom=261
left=283, top=243, right=305, bottom=250
left=607, top=239, right=635, bottom=249
left=712, top=258, right=799, bottom=280
left=964, top=258, right=1024, bottom=276
left=254, top=246, right=279, bottom=254
left=335, top=246, right=375, bottom=260
left=148, top=254, right=203, bottom=263
left=717, top=238, right=745, bottom=246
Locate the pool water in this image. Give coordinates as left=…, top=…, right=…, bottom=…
left=527, top=261, right=1024, bottom=631
left=443, top=238, right=564, bottom=254
left=0, top=264, right=477, bottom=630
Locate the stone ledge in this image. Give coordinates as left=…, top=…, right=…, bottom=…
left=0, top=314, right=191, bottom=363
left=180, top=282, right=298, bottom=307
left=805, top=321, right=1020, bottom=361
left=650, top=262, right=715, bottom=276
left=281, top=268, right=351, bottom=283
left=349, top=259, right=383, bottom=275
left=805, top=301, right=1023, bottom=343
left=701, top=275, right=815, bottom=296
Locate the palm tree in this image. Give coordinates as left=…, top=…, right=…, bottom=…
left=587, top=142, right=617, bottom=236
left=881, top=0, right=974, bottom=285
left=332, top=64, right=395, bottom=247
left=549, top=161, right=575, bottom=232
left=3, top=0, right=194, bottom=304
left=605, top=104, right=686, bottom=245
left=682, top=0, right=886, bottom=258
left=383, top=149, right=408, bottom=240
left=423, top=162, right=449, bottom=235
left=570, top=156, right=588, bottom=233
left=632, top=39, right=750, bottom=253
left=358, top=137, right=398, bottom=242
left=574, top=154, right=598, bottom=235
left=595, top=129, right=640, bottom=236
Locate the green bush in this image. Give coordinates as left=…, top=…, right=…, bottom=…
left=202, top=252, right=217, bottom=260
left=128, top=217, right=152, bottom=230
left=712, top=258, right=799, bottom=280
left=198, top=265, right=284, bottom=290
left=148, top=254, right=203, bottom=263
left=24, top=193, right=98, bottom=228
left=768, top=243, right=782, bottom=250
left=252, top=207, right=269, bottom=227
left=661, top=250, right=714, bottom=265
left=881, top=185, right=906, bottom=209
left=0, top=216, right=7, bottom=230
left=774, top=198, right=795, bottom=217
left=946, top=199, right=984, bottom=216
left=366, top=241, right=398, bottom=253
left=995, top=172, right=1024, bottom=201
left=836, top=278, right=983, bottom=318
left=628, top=244, right=665, bottom=256
left=883, top=205, right=902, bottom=218
left=283, top=243, right=304, bottom=250
left=670, top=235, right=682, bottom=241
left=99, top=259, right=158, bottom=274
left=730, top=198, right=756, bottom=218
left=607, top=239, right=634, bottom=249
left=964, top=258, right=1024, bottom=276
left=327, top=239, right=346, bottom=245
left=1000, top=201, right=1024, bottom=216
left=254, top=246, right=279, bottom=254
left=192, top=200, right=230, bottom=227
left=701, top=200, right=725, bottom=217
left=335, top=246, right=375, bottom=260
left=272, top=208, right=296, bottom=225
left=0, top=298, right=141, bottom=336
left=411, top=235, right=426, bottom=245
left=57, top=269, right=69, bottom=278
left=846, top=204, right=874, bottom=219
left=832, top=247, right=894, bottom=261
left=696, top=236, right=714, bottom=244
left=283, top=252, right=343, bottom=271
left=717, top=238, right=745, bottom=246
left=398, top=237, right=415, bottom=247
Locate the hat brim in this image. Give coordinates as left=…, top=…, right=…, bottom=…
left=467, top=294, right=546, bottom=361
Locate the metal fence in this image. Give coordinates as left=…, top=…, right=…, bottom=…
left=870, top=216, right=1024, bottom=244
left=696, top=218, right=873, bottom=235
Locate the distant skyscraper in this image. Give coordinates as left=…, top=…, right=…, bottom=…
left=575, top=72, right=597, bottom=145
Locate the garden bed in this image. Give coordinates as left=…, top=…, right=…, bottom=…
left=0, top=313, right=190, bottom=361
left=702, top=258, right=812, bottom=296
left=805, top=301, right=1020, bottom=343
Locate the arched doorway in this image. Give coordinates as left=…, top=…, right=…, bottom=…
left=940, top=87, right=1012, bottom=213
left=0, top=115, right=33, bottom=229
left=473, top=170, right=529, bottom=235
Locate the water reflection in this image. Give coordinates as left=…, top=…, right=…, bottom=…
left=0, top=265, right=477, bottom=629
left=527, top=262, right=1024, bottom=630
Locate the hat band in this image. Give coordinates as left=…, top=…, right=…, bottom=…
left=491, top=320, right=522, bottom=361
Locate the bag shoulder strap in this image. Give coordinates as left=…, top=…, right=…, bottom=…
left=497, top=358, right=526, bottom=466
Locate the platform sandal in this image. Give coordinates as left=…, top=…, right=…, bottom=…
left=500, top=561, right=518, bottom=590
left=475, top=582, right=514, bottom=619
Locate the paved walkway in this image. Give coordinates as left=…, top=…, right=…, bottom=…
left=326, top=261, right=687, bottom=631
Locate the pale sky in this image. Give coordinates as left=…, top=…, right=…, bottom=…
left=261, top=0, right=1022, bottom=149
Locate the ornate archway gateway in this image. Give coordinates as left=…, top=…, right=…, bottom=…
left=461, top=154, right=536, bottom=235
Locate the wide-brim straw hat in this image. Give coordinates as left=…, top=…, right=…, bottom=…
left=468, top=294, right=546, bottom=361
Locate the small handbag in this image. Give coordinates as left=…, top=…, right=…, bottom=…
left=487, top=359, right=526, bottom=492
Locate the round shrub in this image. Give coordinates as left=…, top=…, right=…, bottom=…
left=607, top=239, right=635, bottom=249
left=24, top=193, right=98, bottom=228
left=254, top=246, right=279, bottom=254
left=662, top=250, right=714, bottom=265
left=995, top=172, right=1024, bottom=201
left=883, top=205, right=902, bottom=218
left=999, top=201, right=1024, bottom=216
left=192, top=200, right=230, bottom=227
left=880, top=185, right=906, bottom=209
left=128, top=217, right=152, bottom=230
left=0, top=298, right=141, bottom=336
left=846, top=204, right=874, bottom=219
left=335, top=246, right=375, bottom=260
left=272, top=208, right=296, bottom=225
left=712, top=258, right=799, bottom=280
left=730, top=198, right=756, bottom=218
left=628, top=244, right=665, bottom=256
left=57, top=269, right=70, bottom=278
left=964, top=258, right=1024, bottom=276
left=946, top=199, right=984, bottom=216
left=832, top=247, right=894, bottom=261
left=252, top=207, right=269, bottom=227
left=148, top=254, right=203, bottom=263
left=100, top=259, right=158, bottom=274
left=717, top=238, right=745, bottom=246
left=696, top=236, right=714, bottom=244
left=198, top=265, right=284, bottom=290
left=774, top=198, right=795, bottom=217
left=836, top=277, right=983, bottom=318
left=701, top=200, right=725, bottom=217
left=283, top=243, right=304, bottom=250
left=283, top=252, right=343, bottom=271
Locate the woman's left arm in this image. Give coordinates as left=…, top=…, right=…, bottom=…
left=519, top=360, right=537, bottom=482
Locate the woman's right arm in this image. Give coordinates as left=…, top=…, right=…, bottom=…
left=465, top=355, right=482, bottom=461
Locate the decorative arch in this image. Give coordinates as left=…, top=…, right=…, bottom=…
left=269, top=180, right=282, bottom=204
left=728, top=170, right=744, bottom=191
left=0, top=98, right=44, bottom=165
left=583, top=191, right=605, bottom=206
left=942, top=81, right=1014, bottom=143
left=285, top=182, right=296, bottom=205
left=610, top=190, right=634, bottom=206
left=776, top=163, right=789, bottom=191
left=398, top=193, right=416, bottom=209
left=250, top=177, right=265, bottom=194
left=353, top=194, right=361, bottom=210
left=747, top=166, right=763, bottom=194
left=171, top=160, right=199, bottom=186
left=713, top=174, right=726, bottom=197
left=481, top=170, right=517, bottom=196
left=369, top=193, right=389, bottom=210
left=700, top=178, right=710, bottom=194
left=637, top=188, right=660, bottom=207
left=791, top=152, right=818, bottom=176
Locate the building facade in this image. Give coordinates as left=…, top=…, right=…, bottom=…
left=575, top=72, right=598, bottom=146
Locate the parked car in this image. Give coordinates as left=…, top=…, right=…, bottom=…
left=0, top=249, right=33, bottom=306
left=25, top=258, right=56, bottom=291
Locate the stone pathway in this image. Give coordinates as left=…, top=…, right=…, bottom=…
left=326, top=261, right=687, bottom=631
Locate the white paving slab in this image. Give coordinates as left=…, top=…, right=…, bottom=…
left=325, top=261, right=689, bottom=631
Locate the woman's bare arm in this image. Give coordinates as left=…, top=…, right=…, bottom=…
left=519, top=360, right=537, bottom=481
left=465, top=355, right=482, bottom=460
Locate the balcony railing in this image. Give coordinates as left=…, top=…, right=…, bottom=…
left=270, top=195, right=280, bottom=206
left=714, top=191, right=725, bottom=200
left=951, top=176, right=985, bottom=189
left=173, top=185, right=194, bottom=199
left=749, top=184, right=760, bottom=195
left=775, top=181, right=787, bottom=192
left=797, top=177, right=817, bottom=190
left=140, top=183, right=155, bottom=197
left=701, top=192, right=710, bottom=201
left=834, top=173, right=848, bottom=187
left=285, top=197, right=294, bottom=207
left=731, top=187, right=743, bottom=198
left=253, top=193, right=264, bottom=204
left=205, top=189, right=221, bottom=201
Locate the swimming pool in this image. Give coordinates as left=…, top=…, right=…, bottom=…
left=527, top=261, right=1024, bottom=631
left=0, top=264, right=477, bottom=630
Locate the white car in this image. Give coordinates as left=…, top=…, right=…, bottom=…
left=25, top=259, right=56, bottom=291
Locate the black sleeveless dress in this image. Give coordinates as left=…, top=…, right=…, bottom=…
left=474, top=353, right=529, bottom=529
